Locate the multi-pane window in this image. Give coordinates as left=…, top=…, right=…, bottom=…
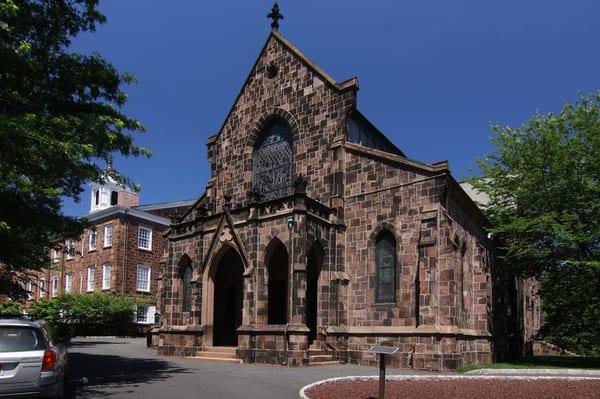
left=40, top=279, right=46, bottom=296
left=136, top=266, right=151, bottom=292
left=104, top=224, right=113, bottom=247
left=26, top=282, right=34, bottom=300
left=89, top=229, right=97, bottom=251
left=64, top=273, right=73, bottom=294
left=52, top=249, right=59, bottom=263
left=135, top=305, right=156, bottom=324
left=138, top=226, right=152, bottom=250
left=51, top=275, right=59, bottom=297
left=181, top=266, right=193, bottom=312
left=375, top=230, right=397, bottom=303
left=66, top=239, right=74, bottom=260
left=102, top=263, right=111, bottom=290
left=87, top=267, right=95, bottom=292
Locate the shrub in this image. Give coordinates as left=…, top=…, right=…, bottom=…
left=0, top=301, right=22, bottom=317
left=27, top=293, right=146, bottom=338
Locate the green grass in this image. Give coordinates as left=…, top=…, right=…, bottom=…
left=458, top=356, right=600, bottom=373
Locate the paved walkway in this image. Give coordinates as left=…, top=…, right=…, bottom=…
left=66, top=337, right=429, bottom=398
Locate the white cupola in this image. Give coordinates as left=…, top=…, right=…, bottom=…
left=89, top=163, right=139, bottom=213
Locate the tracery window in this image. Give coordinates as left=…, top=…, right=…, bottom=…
left=375, top=230, right=396, bottom=303
left=252, top=121, right=293, bottom=201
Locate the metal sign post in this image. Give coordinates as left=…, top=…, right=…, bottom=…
left=367, top=346, right=399, bottom=399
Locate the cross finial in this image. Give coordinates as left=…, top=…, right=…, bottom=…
left=267, top=3, right=284, bottom=30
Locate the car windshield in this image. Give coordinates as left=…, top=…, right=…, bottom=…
left=0, top=326, right=46, bottom=352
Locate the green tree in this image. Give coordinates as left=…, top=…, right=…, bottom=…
left=0, top=0, right=149, bottom=299
left=473, top=91, right=600, bottom=353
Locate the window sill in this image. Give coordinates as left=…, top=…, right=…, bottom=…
left=137, top=289, right=151, bottom=294
left=88, top=248, right=97, bottom=253
left=103, top=245, right=112, bottom=249
left=137, top=247, right=152, bottom=252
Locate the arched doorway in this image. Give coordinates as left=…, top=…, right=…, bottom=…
left=306, top=242, right=324, bottom=344
left=212, top=248, right=244, bottom=346
left=265, top=239, right=289, bottom=324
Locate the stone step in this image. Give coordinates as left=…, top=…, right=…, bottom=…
left=195, top=351, right=238, bottom=359
left=309, top=354, right=334, bottom=363
left=308, top=349, right=328, bottom=356
left=203, top=346, right=237, bottom=354
left=308, top=360, right=340, bottom=367
left=185, top=355, right=243, bottom=364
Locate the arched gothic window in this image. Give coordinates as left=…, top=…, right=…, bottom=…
left=252, top=121, right=293, bottom=201
left=375, top=230, right=396, bottom=303
left=181, top=265, right=193, bottom=312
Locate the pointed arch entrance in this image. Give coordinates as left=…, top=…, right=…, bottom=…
left=306, top=241, right=324, bottom=344
left=204, top=246, right=244, bottom=347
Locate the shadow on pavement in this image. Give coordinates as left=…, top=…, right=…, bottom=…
left=66, top=352, right=189, bottom=398
left=68, top=341, right=131, bottom=348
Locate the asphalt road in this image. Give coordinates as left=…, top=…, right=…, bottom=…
left=65, top=337, right=426, bottom=398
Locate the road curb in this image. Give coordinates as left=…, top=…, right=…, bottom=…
left=298, top=374, right=600, bottom=399
left=466, top=368, right=600, bottom=376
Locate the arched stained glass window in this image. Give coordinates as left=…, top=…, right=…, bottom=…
left=252, top=121, right=293, bottom=201
left=181, top=265, right=193, bottom=312
left=375, top=230, right=396, bottom=303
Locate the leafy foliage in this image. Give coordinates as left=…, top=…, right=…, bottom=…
left=27, top=293, right=146, bottom=337
left=538, top=263, right=600, bottom=356
left=473, top=92, right=600, bottom=276
left=473, top=91, right=600, bottom=354
left=0, top=0, right=149, bottom=299
left=0, top=300, right=22, bottom=316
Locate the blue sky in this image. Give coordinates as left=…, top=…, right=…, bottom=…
left=63, top=0, right=600, bottom=216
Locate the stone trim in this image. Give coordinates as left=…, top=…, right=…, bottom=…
left=237, top=324, right=310, bottom=333
left=344, top=141, right=449, bottom=173
left=326, top=325, right=492, bottom=337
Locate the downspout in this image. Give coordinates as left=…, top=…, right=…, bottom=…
left=285, top=214, right=294, bottom=366
left=122, top=210, right=129, bottom=295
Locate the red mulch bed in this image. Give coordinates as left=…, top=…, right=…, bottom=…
left=305, top=379, right=600, bottom=399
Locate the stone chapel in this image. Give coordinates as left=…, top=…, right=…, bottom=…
left=157, top=7, right=494, bottom=370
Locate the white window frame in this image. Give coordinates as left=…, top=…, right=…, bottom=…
left=64, top=273, right=73, bottom=294
left=87, top=267, right=95, bottom=292
left=104, top=224, right=113, bottom=248
left=137, top=226, right=152, bottom=251
left=102, top=263, right=111, bottom=290
left=135, top=305, right=156, bottom=324
left=26, top=282, right=34, bottom=300
left=66, top=239, right=74, bottom=260
left=52, top=249, right=59, bottom=263
left=89, top=228, right=97, bottom=251
left=136, top=265, right=151, bottom=292
left=40, top=278, right=46, bottom=296
left=51, top=275, right=59, bottom=297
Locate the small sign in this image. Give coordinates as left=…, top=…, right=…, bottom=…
left=367, top=346, right=399, bottom=355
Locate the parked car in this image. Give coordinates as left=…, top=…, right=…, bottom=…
left=0, top=318, right=67, bottom=398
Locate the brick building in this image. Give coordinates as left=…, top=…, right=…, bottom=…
left=157, top=18, right=495, bottom=370
left=28, top=176, right=193, bottom=328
